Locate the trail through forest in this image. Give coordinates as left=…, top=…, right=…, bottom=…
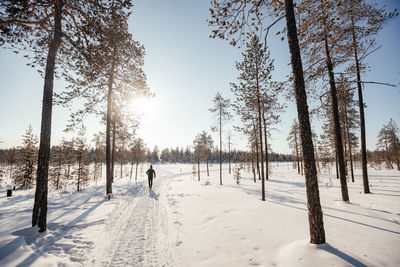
left=88, top=167, right=176, bottom=266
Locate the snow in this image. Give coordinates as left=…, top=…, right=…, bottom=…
left=0, top=163, right=399, bottom=266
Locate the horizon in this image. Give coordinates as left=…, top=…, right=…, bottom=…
left=0, top=0, right=399, bottom=154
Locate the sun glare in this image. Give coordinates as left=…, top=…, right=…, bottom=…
left=130, top=96, right=152, bottom=115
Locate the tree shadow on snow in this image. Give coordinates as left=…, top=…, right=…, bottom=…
left=0, top=198, right=106, bottom=266
left=318, top=243, right=367, bottom=267
left=268, top=200, right=400, bottom=235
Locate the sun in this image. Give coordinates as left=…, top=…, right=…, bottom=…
left=129, top=96, right=152, bottom=115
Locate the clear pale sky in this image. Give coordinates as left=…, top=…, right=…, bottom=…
left=0, top=0, right=399, bottom=154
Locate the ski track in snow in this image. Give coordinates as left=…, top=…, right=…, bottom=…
left=89, top=168, right=176, bottom=267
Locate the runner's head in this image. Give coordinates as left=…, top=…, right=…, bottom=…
left=150, top=164, right=153, bottom=169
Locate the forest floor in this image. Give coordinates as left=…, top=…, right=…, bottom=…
left=0, top=163, right=399, bottom=266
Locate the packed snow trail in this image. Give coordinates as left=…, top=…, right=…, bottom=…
left=88, top=167, right=177, bottom=267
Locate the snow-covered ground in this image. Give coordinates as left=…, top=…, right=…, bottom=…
left=0, top=163, right=399, bottom=266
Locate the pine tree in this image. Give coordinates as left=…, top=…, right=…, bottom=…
left=49, top=139, right=66, bottom=190
left=15, top=125, right=38, bottom=189
left=92, top=132, right=105, bottom=183
left=193, top=131, right=214, bottom=181
left=57, top=2, right=149, bottom=199
left=377, top=119, right=400, bottom=171
left=150, top=146, right=160, bottom=164
left=63, top=139, right=75, bottom=182
left=337, top=0, right=398, bottom=193
left=209, top=92, right=232, bottom=185
left=297, top=0, right=349, bottom=201
left=74, top=125, right=89, bottom=191
left=287, top=120, right=301, bottom=174
left=209, top=0, right=325, bottom=244
left=130, top=138, right=145, bottom=182
left=1, top=0, right=120, bottom=232
left=336, top=75, right=359, bottom=182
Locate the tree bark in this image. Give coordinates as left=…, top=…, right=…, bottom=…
left=321, top=0, right=349, bottom=201
left=284, top=0, right=325, bottom=244
left=32, top=1, right=63, bottom=232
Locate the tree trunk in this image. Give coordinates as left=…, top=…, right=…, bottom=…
left=135, top=148, right=139, bottom=182
left=120, top=152, right=123, bottom=179
left=262, top=109, right=269, bottom=180
left=350, top=13, right=370, bottom=193
left=264, top=126, right=269, bottom=180
left=335, top=151, right=339, bottom=179
left=344, top=106, right=355, bottom=182
left=251, top=148, right=256, bottom=182
left=56, top=171, right=60, bottom=190
left=228, top=136, right=231, bottom=175
left=321, top=0, right=349, bottom=201
left=77, top=154, right=81, bottom=191
left=67, top=162, right=71, bottom=180
left=56, top=157, right=61, bottom=190
left=207, top=157, right=209, bottom=176
left=219, top=106, right=222, bottom=185
left=256, top=77, right=265, bottom=201
left=394, top=134, right=400, bottom=171
left=385, top=140, right=393, bottom=169
left=343, top=128, right=349, bottom=179
left=32, top=1, right=63, bottom=232
left=135, top=153, right=139, bottom=182
left=129, top=149, right=135, bottom=181
left=9, top=162, right=13, bottom=180
left=284, top=0, right=325, bottom=244
left=106, top=42, right=117, bottom=198
left=300, top=153, right=304, bottom=176
left=111, top=121, right=116, bottom=182
left=94, top=148, right=98, bottom=182
left=253, top=120, right=261, bottom=180
left=197, top=157, right=200, bottom=181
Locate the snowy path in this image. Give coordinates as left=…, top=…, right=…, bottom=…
left=88, top=167, right=175, bottom=267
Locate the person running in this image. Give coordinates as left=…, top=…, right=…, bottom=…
left=146, top=165, right=156, bottom=189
